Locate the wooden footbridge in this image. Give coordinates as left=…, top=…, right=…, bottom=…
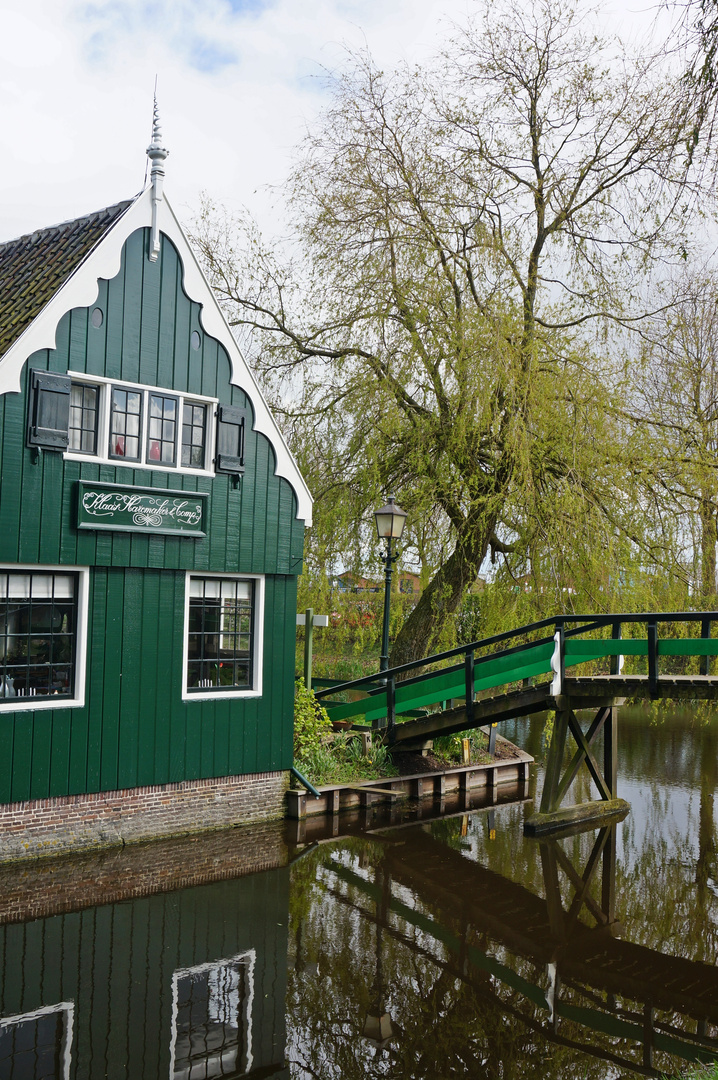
left=315, top=612, right=718, bottom=834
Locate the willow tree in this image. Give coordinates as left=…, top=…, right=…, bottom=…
left=628, top=271, right=718, bottom=602
left=194, top=0, right=701, bottom=664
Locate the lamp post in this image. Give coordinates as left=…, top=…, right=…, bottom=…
left=374, top=497, right=407, bottom=671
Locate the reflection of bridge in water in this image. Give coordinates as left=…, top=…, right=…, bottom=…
left=316, top=815, right=718, bottom=1075
left=316, top=612, right=718, bottom=833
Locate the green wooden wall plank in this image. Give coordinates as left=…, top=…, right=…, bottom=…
left=151, top=570, right=175, bottom=785
left=159, top=237, right=180, bottom=386
left=10, top=715, right=33, bottom=802
left=104, top=247, right=126, bottom=381
left=29, top=717, right=52, bottom=803
left=139, top=245, right=161, bottom=387
left=99, top=569, right=124, bottom=790
left=120, top=230, right=143, bottom=384
left=85, top=280, right=109, bottom=376
left=118, top=569, right=144, bottom=789
left=199, top=698, right=216, bottom=779
left=84, top=567, right=107, bottom=791
left=48, top=710, right=71, bottom=798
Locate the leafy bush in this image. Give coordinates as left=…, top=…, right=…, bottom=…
left=293, top=679, right=333, bottom=761
left=295, top=729, right=399, bottom=786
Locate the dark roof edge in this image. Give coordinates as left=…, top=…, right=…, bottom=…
left=0, top=195, right=140, bottom=252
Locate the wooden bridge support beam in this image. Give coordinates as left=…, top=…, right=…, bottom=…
left=525, top=703, right=629, bottom=836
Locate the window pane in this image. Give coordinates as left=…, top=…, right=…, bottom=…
left=186, top=578, right=255, bottom=693
left=146, top=394, right=177, bottom=467
left=110, top=387, right=142, bottom=461
left=181, top=402, right=206, bottom=470
left=68, top=382, right=97, bottom=455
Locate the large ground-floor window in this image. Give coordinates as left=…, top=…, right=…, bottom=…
left=0, top=569, right=84, bottom=706
left=184, top=575, right=263, bottom=698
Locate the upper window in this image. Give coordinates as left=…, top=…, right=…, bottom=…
left=109, top=386, right=143, bottom=462
left=69, top=383, right=98, bottom=454
left=28, top=372, right=247, bottom=477
left=0, top=570, right=79, bottom=706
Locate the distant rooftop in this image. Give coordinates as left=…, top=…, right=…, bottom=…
left=0, top=199, right=135, bottom=360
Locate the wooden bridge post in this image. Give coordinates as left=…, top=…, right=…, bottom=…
left=609, top=621, right=622, bottom=676
left=604, top=706, right=617, bottom=800
left=539, top=710, right=569, bottom=815
left=602, top=822, right=617, bottom=925
left=527, top=703, right=629, bottom=835
left=648, top=620, right=658, bottom=697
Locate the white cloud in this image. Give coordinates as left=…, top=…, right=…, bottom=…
left=0, top=0, right=664, bottom=242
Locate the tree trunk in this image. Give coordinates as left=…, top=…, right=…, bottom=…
left=389, top=518, right=495, bottom=668
left=700, top=495, right=717, bottom=601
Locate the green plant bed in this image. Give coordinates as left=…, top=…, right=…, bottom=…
left=432, top=728, right=492, bottom=766
left=294, top=732, right=400, bottom=787
left=293, top=677, right=399, bottom=786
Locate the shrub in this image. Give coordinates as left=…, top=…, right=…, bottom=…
left=294, top=679, right=333, bottom=761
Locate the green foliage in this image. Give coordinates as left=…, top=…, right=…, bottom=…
left=296, top=731, right=398, bottom=786
left=295, top=584, right=417, bottom=682
left=293, top=679, right=333, bottom=760
left=194, top=0, right=705, bottom=665
left=433, top=728, right=490, bottom=765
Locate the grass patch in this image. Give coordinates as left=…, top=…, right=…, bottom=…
left=294, top=732, right=399, bottom=787
left=432, top=728, right=492, bottom=766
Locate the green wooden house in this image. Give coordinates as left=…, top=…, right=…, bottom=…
left=0, top=117, right=311, bottom=857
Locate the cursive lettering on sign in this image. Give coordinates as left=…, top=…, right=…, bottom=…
left=81, top=491, right=203, bottom=528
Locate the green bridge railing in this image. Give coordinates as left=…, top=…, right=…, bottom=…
left=313, top=612, right=718, bottom=738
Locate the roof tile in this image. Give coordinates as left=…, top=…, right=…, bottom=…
left=0, top=200, right=134, bottom=360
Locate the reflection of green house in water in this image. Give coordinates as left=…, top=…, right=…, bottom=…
left=0, top=839, right=290, bottom=1078
left=0, top=117, right=311, bottom=858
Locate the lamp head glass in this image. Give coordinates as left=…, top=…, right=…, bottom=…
left=374, top=497, right=407, bottom=540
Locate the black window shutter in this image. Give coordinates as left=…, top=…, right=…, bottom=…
left=215, top=404, right=246, bottom=473
left=27, top=371, right=71, bottom=449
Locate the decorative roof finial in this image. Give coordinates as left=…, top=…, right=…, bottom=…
left=146, top=90, right=169, bottom=263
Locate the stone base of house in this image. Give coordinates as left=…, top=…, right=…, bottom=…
left=0, top=771, right=289, bottom=863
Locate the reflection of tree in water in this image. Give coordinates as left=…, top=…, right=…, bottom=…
left=285, top=708, right=718, bottom=1077
left=487, top=710, right=718, bottom=962
left=286, top=841, right=649, bottom=1080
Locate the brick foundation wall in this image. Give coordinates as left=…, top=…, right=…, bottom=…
left=0, top=771, right=290, bottom=863
left=0, top=819, right=289, bottom=925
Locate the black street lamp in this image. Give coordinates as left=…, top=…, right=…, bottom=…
left=374, top=497, right=407, bottom=671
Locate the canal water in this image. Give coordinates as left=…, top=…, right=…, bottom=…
left=0, top=707, right=716, bottom=1078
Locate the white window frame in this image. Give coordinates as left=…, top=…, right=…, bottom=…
left=182, top=572, right=264, bottom=701
left=0, top=564, right=89, bottom=713
left=64, top=372, right=218, bottom=477
left=0, top=1001, right=75, bottom=1080
left=168, top=951, right=255, bottom=1080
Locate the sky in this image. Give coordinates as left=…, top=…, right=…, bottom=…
left=0, top=0, right=674, bottom=245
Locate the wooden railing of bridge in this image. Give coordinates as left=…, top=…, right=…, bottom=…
left=315, top=612, right=718, bottom=833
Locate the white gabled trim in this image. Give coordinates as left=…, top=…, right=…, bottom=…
left=0, top=186, right=313, bottom=525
